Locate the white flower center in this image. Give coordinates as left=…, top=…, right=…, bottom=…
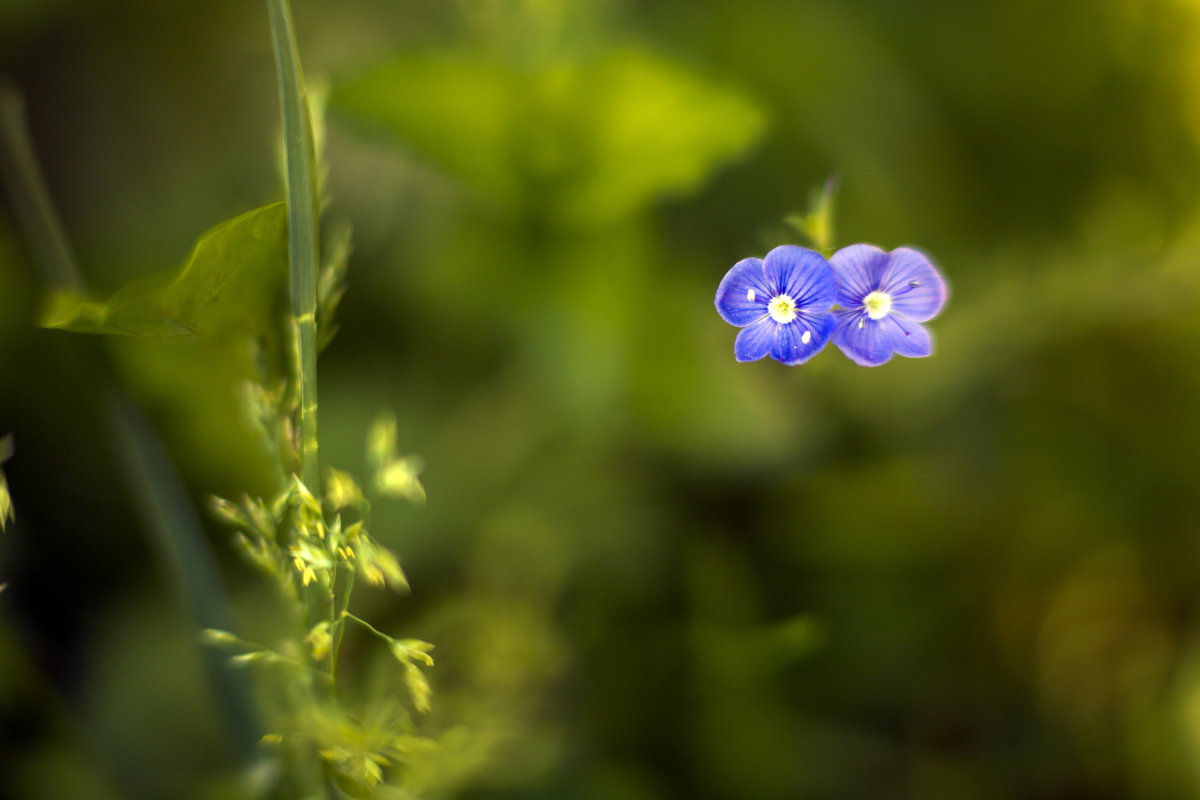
left=863, top=290, right=892, bottom=320
left=767, top=294, right=797, bottom=324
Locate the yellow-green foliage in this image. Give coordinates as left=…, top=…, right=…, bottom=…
left=333, top=48, right=766, bottom=228
left=207, top=411, right=434, bottom=796
left=40, top=204, right=287, bottom=339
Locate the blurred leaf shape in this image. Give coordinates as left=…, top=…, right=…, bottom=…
left=0, top=433, right=11, bottom=532
left=333, top=49, right=766, bottom=226
left=1036, top=544, right=1171, bottom=726
left=40, top=203, right=287, bottom=337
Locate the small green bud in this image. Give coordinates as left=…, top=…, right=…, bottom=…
left=208, top=496, right=247, bottom=529
left=389, top=638, right=435, bottom=667
left=200, top=628, right=242, bottom=647
left=1, top=433, right=14, bottom=532
left=306, top=621, right=334, bottom=661
left=388, top=638, right=435, bottom=712
left=246, top=497, right=276, bottom=541
left=374, top=457, right=426, bottom=506
left=325, top=467, right=364, bottom=511
left=230, top=651, right=277, bottom=666
left=784, top=176, right=839, bottom=255
left=343, top=520, right=365, bottom=542
left=403, top=661, right=432, bottom=714
left=0, top=475, right=12, bottom=533
left=357, top=537, right=408, bottom=591
left=366, top=414, right=397, bottom=470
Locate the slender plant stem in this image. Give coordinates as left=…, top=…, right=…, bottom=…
left=0, top=81, right=82, bottom=291
left=329, top=565, right=357, bottom=685
left=267, top=0, right=321, bottom=495
left=343, top=611, right=393, bottom=643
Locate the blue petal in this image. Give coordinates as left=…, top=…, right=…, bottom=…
left=879, top=248, right=946, bottom=322
left=770, top=312, right=835, bottom=365
left=715, top=257, right=772, bottom=327
left=832, top=310, right=895, bottom=366
left=830, top=244, right=887, bottom=308
left=763, top=246, right=837, bottom=310
left=832, top=311, right=934, bottom=366
left=734, top=317, right=776, bottom=362
left=885, top=316, right=933, bottom=358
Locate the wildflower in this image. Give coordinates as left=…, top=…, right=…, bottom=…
left=714, top=245, right=836, bottom=365
left=829, top=244, right=946, bottom=367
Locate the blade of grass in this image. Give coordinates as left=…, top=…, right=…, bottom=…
left=0, top=79, right=81, bottom=291
left=0, top=78, right=261, bottom=763
left=267, top=0, right=321, bottom=495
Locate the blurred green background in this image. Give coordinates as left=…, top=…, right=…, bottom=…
left=5, top=0, right=1200, bottom=797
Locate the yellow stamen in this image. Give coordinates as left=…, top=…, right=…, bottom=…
left=863, top=290, right=892, bottom=320
left=768, top=294, right=797, bottom=324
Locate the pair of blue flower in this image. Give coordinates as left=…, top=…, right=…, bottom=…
left=715, top=244, right=947, bottom=367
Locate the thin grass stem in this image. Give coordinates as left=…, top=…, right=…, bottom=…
left=267, top=0, right=321, bottom=495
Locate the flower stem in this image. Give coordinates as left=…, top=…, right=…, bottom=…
left=342, top=611, right=393, bottom=643
left=267, top=0, right=321, bottom=494
left=0, top=80, right=82, bottom=291
left=329, top=568, right=356, bottom=687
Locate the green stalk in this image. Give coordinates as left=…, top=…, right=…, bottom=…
left=329, top=565, right=356, bottom=687
left=0, top=80, right=82, bottom=291
left=342, top=611, right=393, bottom=643
left=267, top=0, right=321, bottom=494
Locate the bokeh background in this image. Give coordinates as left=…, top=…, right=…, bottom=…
left=4, top=0, right=1200, bottom=797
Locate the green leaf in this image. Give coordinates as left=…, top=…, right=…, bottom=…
left=335, top=52, right=518, bottom=205
left=333, top=49, right=766, bottom=226
left=39, top=203, right=287, bottom=337
left=784, top=176, right=840, bottom=255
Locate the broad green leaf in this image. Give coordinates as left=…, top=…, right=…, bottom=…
left=335, top=52, right=518, bottom=205
left=40, top=203, right=287, bottom=337
left=333, top=49, right=766, bottom=226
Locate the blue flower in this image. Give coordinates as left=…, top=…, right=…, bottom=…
left=715, top=245, right=837, bottom=365
left=829, top=245, right=947, bottom=367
